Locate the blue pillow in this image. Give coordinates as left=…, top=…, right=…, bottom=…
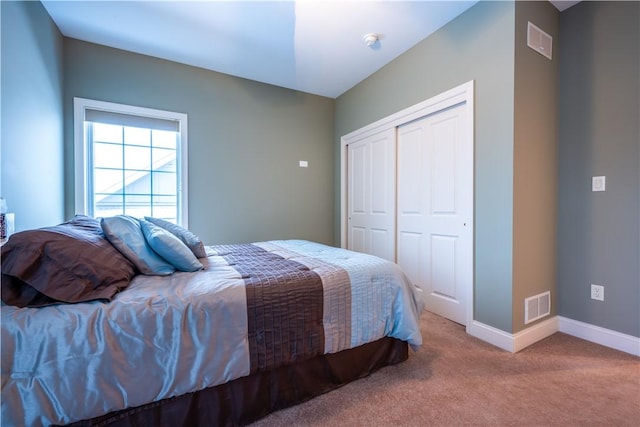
left=144, top=216, right=207, bottom=258
left=101, top=216, right=175, bottom=276
left=140, top=220, right=203, bottom=272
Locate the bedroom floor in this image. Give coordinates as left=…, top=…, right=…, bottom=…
left=250, top=310, right=640, bottom=426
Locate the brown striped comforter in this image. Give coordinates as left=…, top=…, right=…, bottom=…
left=215, top=243, right=325, bottom=373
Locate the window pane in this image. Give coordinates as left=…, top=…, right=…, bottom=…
left=152, top=148, right=176, bottom=172
left=125, top=127, right=151, bottom=147
left=124, top=194, right=152, bottom=218
left=93, top=123, right=122, bottom=143
left=151, top=195, right=177, bottom=220
left=152, top=171, right=176, bottom=195
left=153, top=130, right=177, bottom=149
left=94, top=168, right=123, bottom=194
left=93, top=142, right=123, bottom=169
left=94, top=194, right=124, bottom=219
left=124, top=145, right=151, bottom=170
left=124, top=170, right=151, bottom=194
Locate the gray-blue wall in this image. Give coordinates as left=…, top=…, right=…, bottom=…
left=557, top=1, right=640, bottom=337
left=62, top=40, right=335, bottom=246
left=1, top=0, right=64, bottom=230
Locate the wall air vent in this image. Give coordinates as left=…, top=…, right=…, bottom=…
left=527, top=22, right=553, bottom=60
left=524, top=291, right=551, bottom=324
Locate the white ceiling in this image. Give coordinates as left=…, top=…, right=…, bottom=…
left=41, top=1, right=576, bottom=99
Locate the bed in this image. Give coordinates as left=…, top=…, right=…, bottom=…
left=1, top=215, right=423, bottom=426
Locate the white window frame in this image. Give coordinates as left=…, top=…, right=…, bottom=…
left=74, top=97, right=189, bottom=227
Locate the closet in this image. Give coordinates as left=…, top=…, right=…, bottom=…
left=341, top=81, right=474, bottom=326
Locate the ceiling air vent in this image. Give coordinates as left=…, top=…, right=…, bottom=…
left=524, top=291, right=551, bottom=324
left=527, top=22, right=553, bottom=60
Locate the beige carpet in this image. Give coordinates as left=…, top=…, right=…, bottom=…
left=250, top=311, right=640, bottom=427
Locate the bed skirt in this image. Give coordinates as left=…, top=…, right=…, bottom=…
left=65, top=337, right=409, bottom=427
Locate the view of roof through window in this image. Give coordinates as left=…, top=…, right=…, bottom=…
left=89, top=122, right=178, bottom=222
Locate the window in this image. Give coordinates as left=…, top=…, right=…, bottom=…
left=74, top=98, right=188, bottom=226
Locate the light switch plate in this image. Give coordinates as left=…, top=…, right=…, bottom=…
left=592, top=176, right=605, bottom=192
left=299, top=160, right=308, bottom=168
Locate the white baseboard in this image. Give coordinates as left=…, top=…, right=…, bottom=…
left=558, top=316, right=640, bottom=357
left=467, top=316, right=639, bottom=356
left=513, top=316, right=559, bottom=352
left=467, top=316, right=558, bottom=353
left=467, top=320, right=517, bottom=352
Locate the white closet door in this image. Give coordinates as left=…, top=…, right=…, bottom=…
left=397, top=103, right=472, bottom=325
left=347, top=128, right=396, bottom=262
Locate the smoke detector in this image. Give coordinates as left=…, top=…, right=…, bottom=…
left=363, top=33, right=379, bottom=47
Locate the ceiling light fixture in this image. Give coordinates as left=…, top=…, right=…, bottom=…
left=363, top=33, right=379, bottom=47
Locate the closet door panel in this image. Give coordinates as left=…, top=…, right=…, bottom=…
left=346, top=129, right=396, bottom=262
left=348, top=142, right=367, bottom=216
left=396, top=103, right=472, bottom=325
left=397, top=231, right=422, bottom=287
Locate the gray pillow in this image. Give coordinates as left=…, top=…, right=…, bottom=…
left=140, top=220, right=203, bottom=272
left=144, top=216, right=207, bottom=258
left=101, top=215, right=175, bottom=276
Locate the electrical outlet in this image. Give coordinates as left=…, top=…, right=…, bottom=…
left=591, top=284, right=604, bottom=301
